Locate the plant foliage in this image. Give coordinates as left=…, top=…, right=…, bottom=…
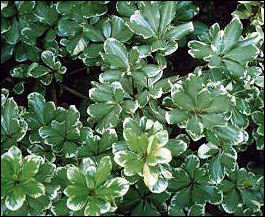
left=1, top=1, right=264, bottom=216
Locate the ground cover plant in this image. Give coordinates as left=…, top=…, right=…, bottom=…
left=1, top=1, right=264, bottom=216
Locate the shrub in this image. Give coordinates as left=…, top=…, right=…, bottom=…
left=1, top=1, right=264, bottom=216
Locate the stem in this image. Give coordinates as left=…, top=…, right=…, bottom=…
left=61, top=84, right=88, bottom=100
left=66, top=67, right=88, bottom=76
left=5, top=77, right=13, bottom=82
left=51, top=82, right=57, bottom=105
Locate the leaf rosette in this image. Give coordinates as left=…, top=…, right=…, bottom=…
left=113, top=117, right=172, bottom=193
left=188, top=18, right=261, bottom=80
left=1, top=146, right=57, bottom=215
left=165, top=69, right=232, bottom=141
left=64, top=156, right=129, bottom=216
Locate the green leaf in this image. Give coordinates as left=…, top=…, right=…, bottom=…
left=197, top=143, right=219, bottom=159
left=64, top=155, right=129, bottom=216
left=26, top=195, right=51, bottom=216
left=96, top=177, right=130, bottom=200
left=83, top=44, right=104, bottom=58
left=113, top=150, right=144, bottom=176
left=1, top=146, right=22, bottom=177
left=5, top=186, right=26, bottom=211
left=6, top=18, right=19, bottom=45
left=132, top=202, right=161, bottom=216
left=66, top=167, right=87, bottom=188
left=116, top=2, right=137, bottom=17
left=188, top=204, right=205, bottom=216
left=1, top=97, right=28, bottom=149
left=28, top=63, right=51, bottom=78
left=58, top=19, right=81, bottom=36
left=88, top=103, right=121, bottom=133
left=21, top=181, right=45, bottom=198
left=16, top=1, right=35, bottom=13
left=196, top=90, right=212, bottom=112
left=81, top=2, right=108, bottom=19
left=25, top=92, right=57, bottom=143
left=41, top=50, right=57, bottom=70
left=84, top=198, right=111, bottom=216
left=199, top=113, right=228, bottom=128
left=169, top=168, right=190, bottom=192
left=125, top=131, right=149, bottom=154
left=159, top=1, right=177, bottom=35
left=33, top=1, right=58, bottom=25
left=222, top=188, right=241, bottom=213
left=224, top=45, right=259, bottom=64
left=252, top=111, right=264, bottom=125
left=10, top=64, right=28, bottom=79
left=170, top=190, right=191, bottom=211
left=166, top=22, right=194, bottom=41
left=188, top=41, right=212, bottom=59
left=94, top=156, right=112, bottom=187
left=192, top=184, right=223, bottom=205
left=241, top=189, right=263, bottom=211
left=170, top=154, right=223, bottom=210
left=114, top=117, right=171, bottom=193
left=127, top=10, right=156, bottom=39
left=203, top=95, right=231, bottom=113
left=209, top=155, right=225, bottom=184
left=213, top=124, right=248, bottom=145
left=89, top=82, right=124, bottom=103
left=79, top=128, right=117, bottom=159
left=166, top=109, right=190, bottom=124
left=1, top=44, right=15, bottom=64
left=108, top=15, right=134, bottom=42
left=222, top=18, right=243, bottom=53
left=104, top=38, right=129, bottom=68
left=141, top=65, right=162, bottom=78
left=51, top=199, right=70, bottom=216
left=143, top=165, right=168, bottom=194
left=172, top=89, right=195, bottom=111
left=221, top=145, right=237, bottom=171
left=186, top=115, right=204, bottom=141
left=88, top=82, right=126, bottom=133
left=13, top=82, right=25, bottom=95
left=123, top=117, right=143, bottom=135
left=185, top=155, right=200, bottom=178
left=19, top=155, right=43, bottom=181
left=166, top=137, right=188, bottom=156
left=35, top=162, right=56, bottom=182
left=223, top=59, right=246, bottom=79
left=39, top=105, right=81, bottom=157
left=6, top=194, right=51, bottom=216
left=66, top=193, right=87, bottom=212
left=60, top=34, right=87, bottom=56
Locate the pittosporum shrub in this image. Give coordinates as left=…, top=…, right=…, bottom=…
left=1, top=1, right=264, bottom=216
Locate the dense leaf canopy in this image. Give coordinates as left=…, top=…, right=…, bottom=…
left=1, top=1, right=264, bottom=216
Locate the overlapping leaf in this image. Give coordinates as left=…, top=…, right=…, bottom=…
left=1, top=93, right=28, bottom=151
left=64, top=156, right=129, bottom=216
left=88, top=81, right=138, bottom=133
left=1, top=146, right=57, bottom=214
left=126, top=1, right=194, bottom=67
left=39, top=105, right=82, bottom=158
left=113, top=117, right=173, bottom=193
left=165, top=69, right=232, bottom=141
left=218, top=167, right=264, bottom=213
left=169, top=155, right=223, bottom=213
left=188, top=18, right=261, bottom=80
